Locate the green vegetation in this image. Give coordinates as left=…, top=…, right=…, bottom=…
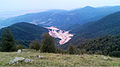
left=77, top=35, right=120, bottom=57
left=69, top=12, right=120, bottom=57
left=0, top=22, right=48, bottom=48
left=67, top=43, right=77, bottom=54
left=0, top=22, right=48, bottom=41
left=41, top=33, right=56, bottom=53
left=0, top=21, right=120, bottom=67
left=71, top=11, right=120, bottom=44
left=0, top=27, right=120, bottom=57
left=15, top=40, right=31, bottom=48
left=0, top=49, right=120, bottom=67
left=29, top=39, right=41, bottom=50
left=1, top=28, right=16, bottom=52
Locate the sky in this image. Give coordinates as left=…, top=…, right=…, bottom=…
left=0, top=0, right=120, bottom=11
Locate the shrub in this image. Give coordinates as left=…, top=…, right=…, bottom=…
left=29, top=39, right=40, bottom=50
left=67, top=43, right=77, bottom=54
left=109, top=51, right=120, bottom=57
left=41, top=33, right=56, bottom=53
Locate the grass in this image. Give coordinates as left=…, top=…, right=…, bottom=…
left=0, top=49, right=120, bottom=67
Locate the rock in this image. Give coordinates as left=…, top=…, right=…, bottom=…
left=13, top=57, right=25, bottom=63
left=38, top=55, right=44, bottom=59
left=9, top=57, right=25, bottom=64
left=104, top=57, right=108, bottom=60
left=17, top=49, right=22, bottom=54
left=9, top=57, right=32, bottom=64
left=24, top=59, right=31, bottom=63
left=15, top=57, right=25, bottom=61
left=9, top=60, right=15, bottom=64
left=104, top=57, right=112, bottom=61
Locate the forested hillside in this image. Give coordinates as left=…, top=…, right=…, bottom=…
left=77, top=35, right=120, bottom=57
left=0, top=22, right=48, bottom=41
left=70, top=11, right=120, bottom=44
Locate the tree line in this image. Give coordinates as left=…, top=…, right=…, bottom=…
left=0, top=28, right=120, bottom=57
left=0, top=28, right=78, bottom=54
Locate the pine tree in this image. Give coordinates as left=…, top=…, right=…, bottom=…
left=1, top=28, right=16, bottom=52
left=41, top=33, right=56, bottom=53
left=29, top=39, right=40, bottom=50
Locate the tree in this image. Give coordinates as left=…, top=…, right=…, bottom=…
left=67, top=43, right=76, bottom=54
left=41, top=33, right=56, bottom=53
left=29, top=39, right=40, bottom=50
left=109, top=51, right=120, bottom=57
left=1, top=28, right=16, bottom=52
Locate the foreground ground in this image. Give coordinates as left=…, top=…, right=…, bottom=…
left=0, top=49, right=120, bottom=67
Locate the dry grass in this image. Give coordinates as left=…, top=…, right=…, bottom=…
left=0, top=49, right=120, bottom=67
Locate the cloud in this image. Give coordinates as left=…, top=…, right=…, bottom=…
left=46, top=26, right=73, bottom=45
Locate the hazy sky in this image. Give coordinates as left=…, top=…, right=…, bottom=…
left=0, top=0, right=120, bottom=11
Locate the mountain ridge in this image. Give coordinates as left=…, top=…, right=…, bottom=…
left=1, top=6, right=120, bottom=29
left=70, top=11, right=120, bottom=44
left=0, top=22, right=48, bottom=41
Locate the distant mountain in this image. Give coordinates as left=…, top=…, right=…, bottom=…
left=0, top=22, right=48, bottom=41
left=71, top=11, right=120, bottom=44
left=1, top=6, right=120, bottom=29
left=0, top=10, right=67, bottom=28
left=0, top=9, right=46, bottom=18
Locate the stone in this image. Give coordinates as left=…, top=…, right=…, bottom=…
left=9, top=56, right=32, bottom=64
left=17, top=49, right=22, bottom=54
left=9, top=60, right=15, bottom=64
left=24, top=59, right=31, bottom=63
left=14, top=57, right=25, bottom=62
left=104, top=57, right=108, bottom=60
left=38, top=55, right=44, bottom=59
left=9, top=57, right=25, bottom=64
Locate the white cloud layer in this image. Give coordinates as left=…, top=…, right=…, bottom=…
left=46, top=26, right=73, bottom=45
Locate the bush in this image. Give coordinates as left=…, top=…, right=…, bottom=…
left=67, top=43, right=77, bottom=54
left=29, top=39, right=41, bottom=50
left=109, top=51, right=120, bottom=57
left=56, top=48, right=67, bottom=54
left=41, top=33, right=56, bottom=53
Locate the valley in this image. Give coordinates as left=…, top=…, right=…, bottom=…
left=0, top=2, right=120, bottom=66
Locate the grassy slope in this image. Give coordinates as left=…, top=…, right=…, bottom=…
left=0, top=49, right=120, bottom=67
